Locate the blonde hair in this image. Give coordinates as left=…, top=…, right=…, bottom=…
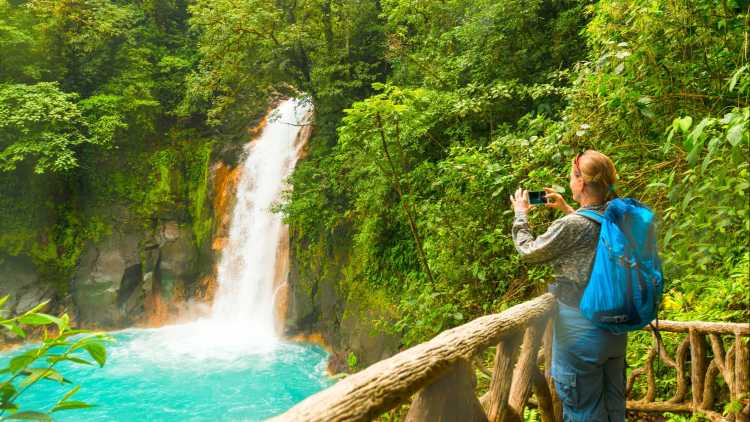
left=575, top=150, right=618, bottom=201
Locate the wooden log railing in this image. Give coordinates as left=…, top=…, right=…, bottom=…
left=627, top=320, right=750, bottom=422
left=271, top=293, right=556, bottom=422
left=271, top=293, right=750, bottom=422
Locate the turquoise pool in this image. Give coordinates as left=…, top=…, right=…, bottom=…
left=0, top=325, right=332, bottom=421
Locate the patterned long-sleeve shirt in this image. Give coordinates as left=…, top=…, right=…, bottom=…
left=512, top=205, right=606, bottom=290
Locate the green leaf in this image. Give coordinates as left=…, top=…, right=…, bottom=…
left=701, top=138, right=722, bottom=174
left=665, top=127, right=676, bottom=147
left=51, top=401, right=93, bottom=412
left=729, top=65, right=748, bottom=92
left=82, top=343, right=106, bottom=367
left=727, top=123, right=746, bottom=147
left=687, top=138, right=706, bottom=166
left=54, top=329, right=89, bottom=341
left=346, top=352, right=358, bottom=369
left=58, top=386, right=80, bottom=404
left=0, top=402, right=20, bottom=412
left=0, top=295, right=8, bottom=309
left=23, top=301, right=49, bottom=315
left=59, top=314, right=70, bottom=331
left=47, top=356, right=92, bottom=366
left=1, top=322, right=26, bottom=338
left=687, top=118, right=710, bottom=145
left=18, top=313, right=61, bottom=328
left=676, top=116, right=693, bottom=133
left=19, top=368, right=69, bottom=389
left=3, top=411, right=52, bottom=421
left=8, top=353, right=37, bottom=374
left=1, top=382, right=17, bottom=403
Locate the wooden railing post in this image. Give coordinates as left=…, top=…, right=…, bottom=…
left=542, top=319, right=563, bottom=421
left=404, top=358, right=487, bottom=422
left=689, top=329, right=707, bottom=408
left=486, top=332, right=523, bottom=422
left=531, top=366, right=555, bottom=422
left=507, top=321, right=545, bottom=421
left=734, top=332, right=749, bottom=422
left=671, top=337, right=691, bottom=403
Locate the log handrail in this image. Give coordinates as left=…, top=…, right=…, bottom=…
left=272, top=292, right=750, bottom=422
left=628, top=320, right=750, bottom=422
left=644, top=320, right=750, bottom=335
left=270, top=293, right=556, bottom=422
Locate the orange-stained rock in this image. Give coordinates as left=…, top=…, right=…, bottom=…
left=248, top=114, right=268, bottom=139
left=273, top=225, right=291, bottom=334
left=143, top=285, right=168, bottom=328
left=211, top=237, right=228, bottom=251
left=195, top=274, right=218, bottom=305
left=288, top=332, right=332, bottom=354
left=211, top=163, right=242, bottom=248
left=140, top=277, right=213, bottom=328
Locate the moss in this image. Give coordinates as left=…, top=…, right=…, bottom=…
left=341, top=279, right=398, bottom=330
left=0, top=132, right=221, bottom=293
left=187, top=141, right=214, bottom=248
left=28, top=212, right=110, bottom=294
left=0, top=166, right=113, bottom=294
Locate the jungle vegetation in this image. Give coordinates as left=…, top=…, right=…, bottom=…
left=0, top=0, right=215, bottom=292
left=1, top=0, right=748, bottom=412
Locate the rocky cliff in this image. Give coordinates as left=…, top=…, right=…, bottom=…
left=283, top=223, right=402, bottom=371
left=0, top=156, right=241, bottom=334
left=70, top=217, right=203, bottom=328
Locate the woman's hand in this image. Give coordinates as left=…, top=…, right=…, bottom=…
left=510, top=188, right=532, bottom=213
left=543, top=187, right=574, bottom=214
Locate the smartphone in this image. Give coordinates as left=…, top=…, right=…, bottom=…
left=528, top=191, right=548, bottom=205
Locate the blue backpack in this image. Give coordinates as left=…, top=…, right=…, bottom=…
left=576, top=198, right=663, bottom=334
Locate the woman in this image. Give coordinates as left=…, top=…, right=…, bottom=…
left=509, top=150, right=626, bottom=422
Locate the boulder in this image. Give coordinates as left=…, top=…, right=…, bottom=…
left=0, top=254, right=51, bottom=315
left=157, top=221, right=197, bottom=299
left=71, top=219, right=200, bottom=328
left=71, top=230, right=142, bottom=327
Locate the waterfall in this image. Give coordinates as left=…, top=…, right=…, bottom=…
left=210, top=98, right=311, bottom=341
left=127, top=99, right=312, bottom=361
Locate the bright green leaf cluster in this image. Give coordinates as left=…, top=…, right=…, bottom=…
left=0, top=296, right=111, bottom=421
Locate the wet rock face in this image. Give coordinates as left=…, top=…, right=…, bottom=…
left=71, top=220, right=199, bottom=328
left=0, top=254, right=50, bottom=344
left=156, top=221, right=197, bottom=300
left=3, top=156, right=241, bottom=331
left=72, top=230, right=143, bottom=327
left=285, top=224, right=402, bottom=371
left=0, top=254, right=51, bottom=315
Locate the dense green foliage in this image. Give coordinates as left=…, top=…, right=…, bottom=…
left=1, top=0, right=748, bottom=417
left=272, top=0, right=749, bottom=345
left=183, top=0, right=750, bottom=346
left=0, top=0, right=216, bottom=290
left=1, top=296, right=111, bottom=420
left=2, top=0, right=748, bottom=395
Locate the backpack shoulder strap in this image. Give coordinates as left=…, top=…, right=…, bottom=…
left=576, top=209, right=604, bottom=225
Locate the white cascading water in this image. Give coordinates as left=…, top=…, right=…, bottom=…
left=125, top=98, right=312, bottom=362
left=210, top=98, right=310, bottom=340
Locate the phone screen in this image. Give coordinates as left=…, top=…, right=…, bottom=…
left=528, top=191, right=547, bottom=205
